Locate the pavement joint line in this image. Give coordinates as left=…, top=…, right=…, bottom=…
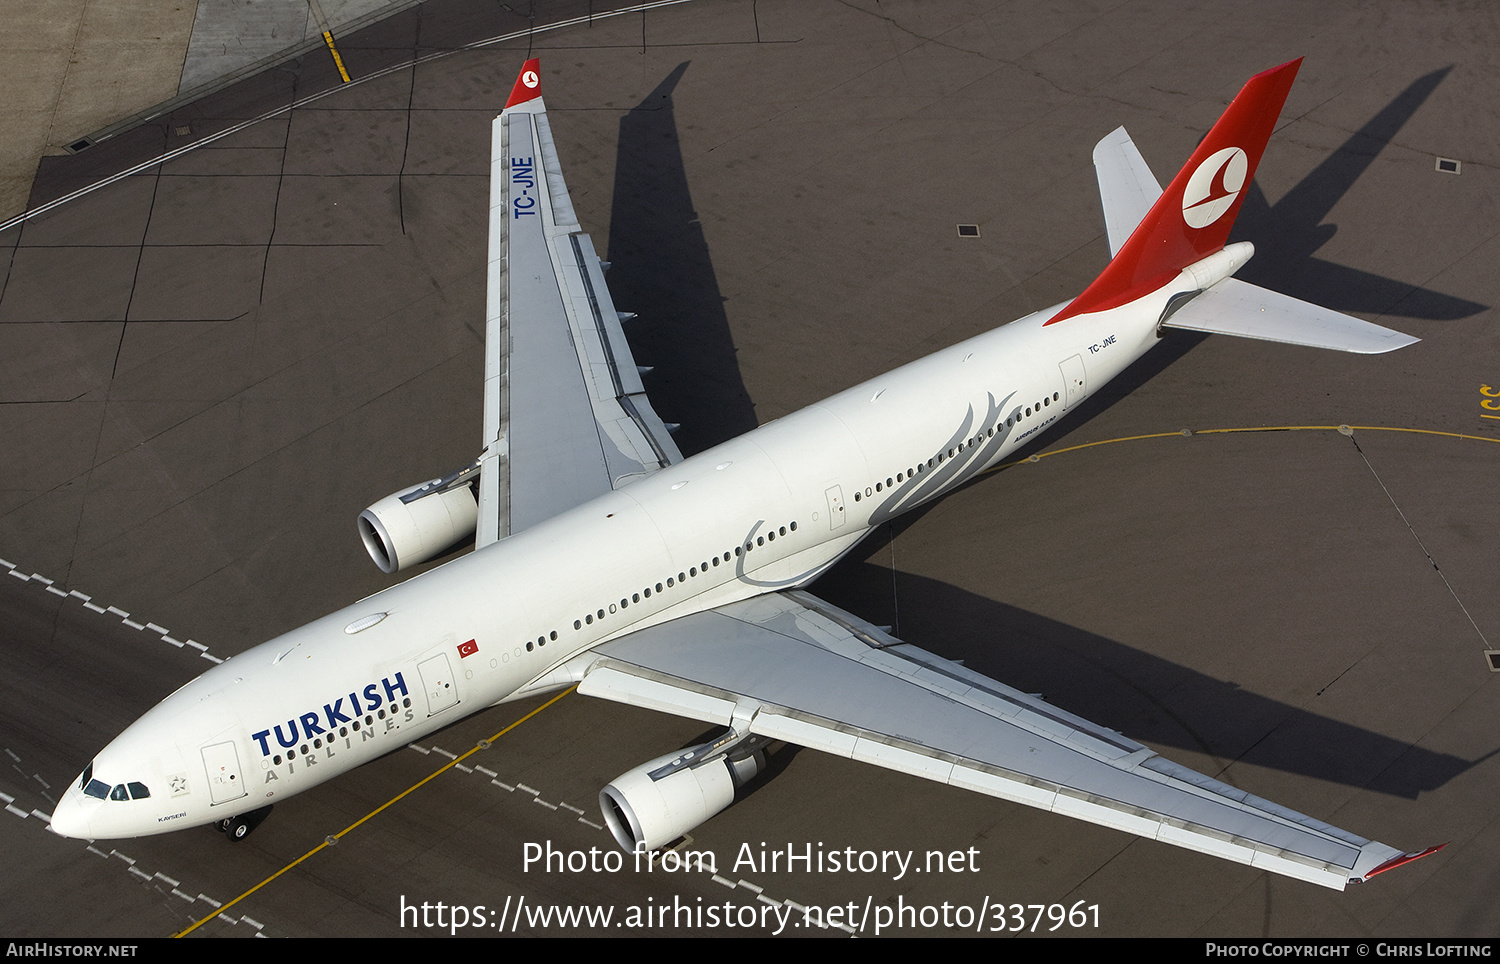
left=993, top=422, right=1498, bottom=656
left=0, top=0, right=702, bottom=235
left=1346, top=433, right=1492, bottom=650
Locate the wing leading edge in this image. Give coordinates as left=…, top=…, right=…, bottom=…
left=479, top=60, right=681, bottom=547
left=574, top=590, right=1424, bottom=890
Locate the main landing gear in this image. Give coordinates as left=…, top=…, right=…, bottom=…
left=216, top=805, right=273, bottom=841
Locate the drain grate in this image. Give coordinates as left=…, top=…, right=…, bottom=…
left=956, top=224, right=980, bottom=237
left=1435, top=157, right=1461, bottom=174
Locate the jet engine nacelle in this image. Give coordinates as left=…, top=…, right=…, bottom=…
left=358, top=480, right=478, bottom=574
left=600, top=748, right=766, bottom=852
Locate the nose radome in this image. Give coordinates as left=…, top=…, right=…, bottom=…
left=49, top=790, right=90, bottom=839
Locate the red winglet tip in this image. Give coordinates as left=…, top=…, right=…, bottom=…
left=1251, top=57, right=1303, bottom=81
left=505, top=58, right=543, bottom=108
left=1362, top=844, right=1446, bottom=881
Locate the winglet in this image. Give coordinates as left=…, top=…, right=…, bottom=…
left=1047, top=59, right=1303, bottom=325
left=1357, top=843, right=1446, bottom=883
left=505, top=58, right=543, bottom=108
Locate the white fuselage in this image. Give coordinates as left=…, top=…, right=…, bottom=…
left=50, top=269, right=1192, bottom=841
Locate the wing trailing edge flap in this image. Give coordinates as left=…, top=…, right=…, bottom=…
left=479, top=87, right=682, bottom=548
left=576, top=590, right=1409, bottom=890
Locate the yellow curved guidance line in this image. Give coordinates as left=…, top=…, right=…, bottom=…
left=173, top=686, right=576, bottom=938
left=990, top=423, right=1500, bottom=473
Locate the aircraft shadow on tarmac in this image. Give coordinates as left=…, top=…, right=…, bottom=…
left=1232, top=66, right=1486, bottom=323
left=608, top=63, right=1486, bottom=471
left=604, top=63, right=760, bottom=459
left=807, top=556, right=1481, bottom=802
left=585, top=66, right=1485, bottom=805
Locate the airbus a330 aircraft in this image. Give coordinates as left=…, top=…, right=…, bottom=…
left=50, top=58, right=1442, bottom=890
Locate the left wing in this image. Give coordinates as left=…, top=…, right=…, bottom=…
left=574, top=590, right=1432, bottom=890
left=478, top=61, right=681, bottom=547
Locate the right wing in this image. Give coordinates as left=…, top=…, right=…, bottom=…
left=576, top=590, right=1435, bottom=890
left=478, top=60, right=682, bottom=547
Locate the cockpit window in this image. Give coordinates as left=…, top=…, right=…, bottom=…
left=78, top=762, right=151, bottom=802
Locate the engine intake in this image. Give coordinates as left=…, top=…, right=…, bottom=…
left=358, top=479, right=478, bottom=574
left=600, top=746, right=766, bottom=853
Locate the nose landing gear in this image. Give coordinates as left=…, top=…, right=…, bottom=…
left=216, top=805, right=273, bottom=841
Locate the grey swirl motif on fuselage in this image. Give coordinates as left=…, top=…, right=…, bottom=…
left=730, top=390, right=1019, bottom=589
left=866, top=390, right=1018, bottom=527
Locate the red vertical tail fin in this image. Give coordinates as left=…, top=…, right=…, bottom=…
left=1047, top=59, right=1302, bottom=324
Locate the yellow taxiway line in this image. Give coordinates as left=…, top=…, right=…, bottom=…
left=173, top=687, right=576, bottom=937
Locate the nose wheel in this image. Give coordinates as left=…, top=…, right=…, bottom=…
left=218, top=805, right=273, bottom=841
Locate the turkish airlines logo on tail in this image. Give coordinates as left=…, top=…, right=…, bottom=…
left=1181, top=147, right=1248, bottom=229
left=522, top=69, right=539, bottom=90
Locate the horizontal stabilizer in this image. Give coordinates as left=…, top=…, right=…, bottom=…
left=1093, top=127, right=1163, bottom=257
left=1162, top=278, right=1420, bottom=354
